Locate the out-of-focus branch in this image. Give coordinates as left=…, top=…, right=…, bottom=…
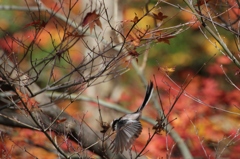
left=0, top=5, right=39, bottom=11
left=45, top=91, right=157, bottom=124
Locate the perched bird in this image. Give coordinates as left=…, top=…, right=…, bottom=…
left=110, top=81, right=154, bottom=153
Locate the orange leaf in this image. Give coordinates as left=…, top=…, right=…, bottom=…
left=127, top=33, right=141, bottom=46
left=82, top=10, right=102, bottom=33
left=56, top=118, right=67, bottom=124
left=159, top=66, right=175, bottom=73
left=132, top=14, right=139, bottom=23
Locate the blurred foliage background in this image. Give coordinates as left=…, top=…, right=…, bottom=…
left=0, top=0, right=240, bottom=158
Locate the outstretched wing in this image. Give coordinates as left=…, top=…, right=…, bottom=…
left=110, top=119, right=142, bottom=153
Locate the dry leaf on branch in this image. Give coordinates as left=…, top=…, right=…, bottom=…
left=24, top=20, right=47, bottom=29
left=157, top=35, right=175, bottom=44
left=152, top=12, right=168, bottom=21
left=132, top=14, right=139, bottom=23
left=82, top=10, right=102, bottom=33
left=159, top=66, right=175, bottom=74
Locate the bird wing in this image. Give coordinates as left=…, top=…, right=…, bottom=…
left=110, top=119, right=142, bottom=153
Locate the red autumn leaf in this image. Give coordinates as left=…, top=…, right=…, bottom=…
left=16, top=88, right=39, bottom=111
left=94, top=18, right=102, bottom=29
left=128, top=49, right=139, bottom=63
left=82, top=10, right=102, bottom=33
left=152, top=12, right=168, bottom=21
left=195, top=0, right=211, bottom=6
left=128, top=49, right=139, bottom=57
left=157, top=35, right=175, bottom=44
left=24, top=20, right=46, bottom=29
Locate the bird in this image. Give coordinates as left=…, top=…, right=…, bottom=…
left=110, top=81, right=154, bottom=153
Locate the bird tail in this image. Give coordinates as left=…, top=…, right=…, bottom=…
left=137, top=81, right=154, bottom=112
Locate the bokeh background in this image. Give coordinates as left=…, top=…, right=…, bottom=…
left=0, top=0, right=240, bottom=158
